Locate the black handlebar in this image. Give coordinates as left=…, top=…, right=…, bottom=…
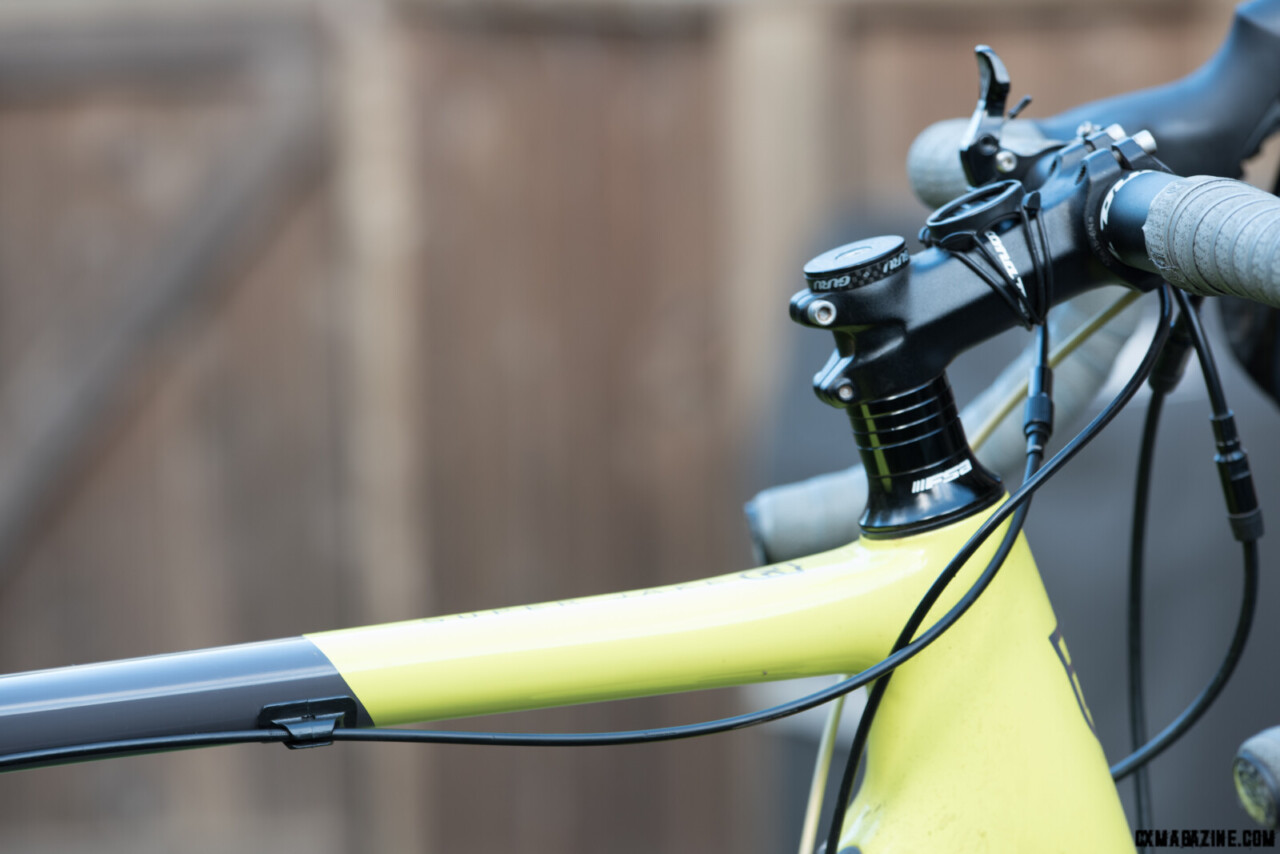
left=908, top=0, right=1280, bottom=209
left=789, top=123, right=1280, bottom=541
left=1036, top=0, right=1280, bottom=181
left=794, top=128, right=1174, bottom=410
left=1104, top=171, right=1280, bottom=307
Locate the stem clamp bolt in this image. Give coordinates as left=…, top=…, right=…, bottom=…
left=808, top=300, right=837, bottom=327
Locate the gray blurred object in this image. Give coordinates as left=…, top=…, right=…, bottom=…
left=1235, top=726, right=1280, bottom=828
left=906, top=117, right=1052, bottom=209
left=744, top=286, right=1140, bottom=563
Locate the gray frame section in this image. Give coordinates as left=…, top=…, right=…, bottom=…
left=0, top=636, right=370, bottom=761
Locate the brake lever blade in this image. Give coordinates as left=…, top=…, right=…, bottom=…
left=961, top=46, right=1012, bottom=185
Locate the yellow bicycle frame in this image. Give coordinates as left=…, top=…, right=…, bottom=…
left=0, top=499, right=1133, bottom=850
left=308, top=504, right=1134, bottom=851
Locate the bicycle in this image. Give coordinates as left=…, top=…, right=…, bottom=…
left=3, top=1, right=1280, bottom=851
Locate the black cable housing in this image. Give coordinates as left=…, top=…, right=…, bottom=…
left=1127, top=295, right=1201, bottom=837
left=1131, top=295, right=1198, bottom=839
left=1128, top=387, right=1164, bottom=837
left=1112, top=539, right=1259, bottom=780
left=0, top=730, right=290, bottom=771
left=1110, top=288, right=1262, bottom=782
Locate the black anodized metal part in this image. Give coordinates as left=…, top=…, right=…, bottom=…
left=959, top=46, right=1012, bottom=187
left=924, top=180, right=1024, bottom=245
left=850, top=376, right=1003, bottom=538
left=1033, top=0, right=1280, bottom=182
left=790, top=129, right=1169, bottom=537
left=803, top=235, right=909, bottom=292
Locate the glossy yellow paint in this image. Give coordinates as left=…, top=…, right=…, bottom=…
left=839, top=525, right=1133, bottom=852
left=307, top=506, right=1132, bottom=850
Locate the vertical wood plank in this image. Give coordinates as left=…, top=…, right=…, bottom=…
left=328, top=2, right=434, bottom=852
left=714, top=5, right=840, bottom=443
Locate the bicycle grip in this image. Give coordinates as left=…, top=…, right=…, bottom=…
left=905, top=118, right=972, bottom=209
left=1140, top=175, right=1280, bottom=308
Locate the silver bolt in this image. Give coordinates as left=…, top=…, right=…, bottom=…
left=1076, top=121, right=1098, bottom=138
left=807, top=300, right=837, bottom=327
left=1133, top=130, right=1157, bottom=154
left=836, top=383, right=855, bottom=403
left=995, top=150, right=1018, bottom=174
left=1104, top=123, right=1127, bottom=142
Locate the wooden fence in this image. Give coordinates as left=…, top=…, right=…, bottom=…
left=0, top=0, right=1238, bottom=850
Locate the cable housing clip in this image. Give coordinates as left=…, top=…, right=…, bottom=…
left=258, top=696, right=358, bottom=749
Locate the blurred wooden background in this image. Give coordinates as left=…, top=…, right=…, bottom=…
left=0, top=0, right=1241, bottom=851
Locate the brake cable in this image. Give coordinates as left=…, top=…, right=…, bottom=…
left=1110, top=287, right=1261, bottom=784
left=968, top=290, right=1141, bottom=449
left=1125, top=292, right=1201, bottom=836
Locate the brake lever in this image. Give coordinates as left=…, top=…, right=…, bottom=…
left=960, top=46, right=1012, bottom=186
left=960, top=46, right=1059, bottom=188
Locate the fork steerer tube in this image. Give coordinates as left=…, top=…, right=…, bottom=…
left=852, top=375, right=1003, bottom=538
